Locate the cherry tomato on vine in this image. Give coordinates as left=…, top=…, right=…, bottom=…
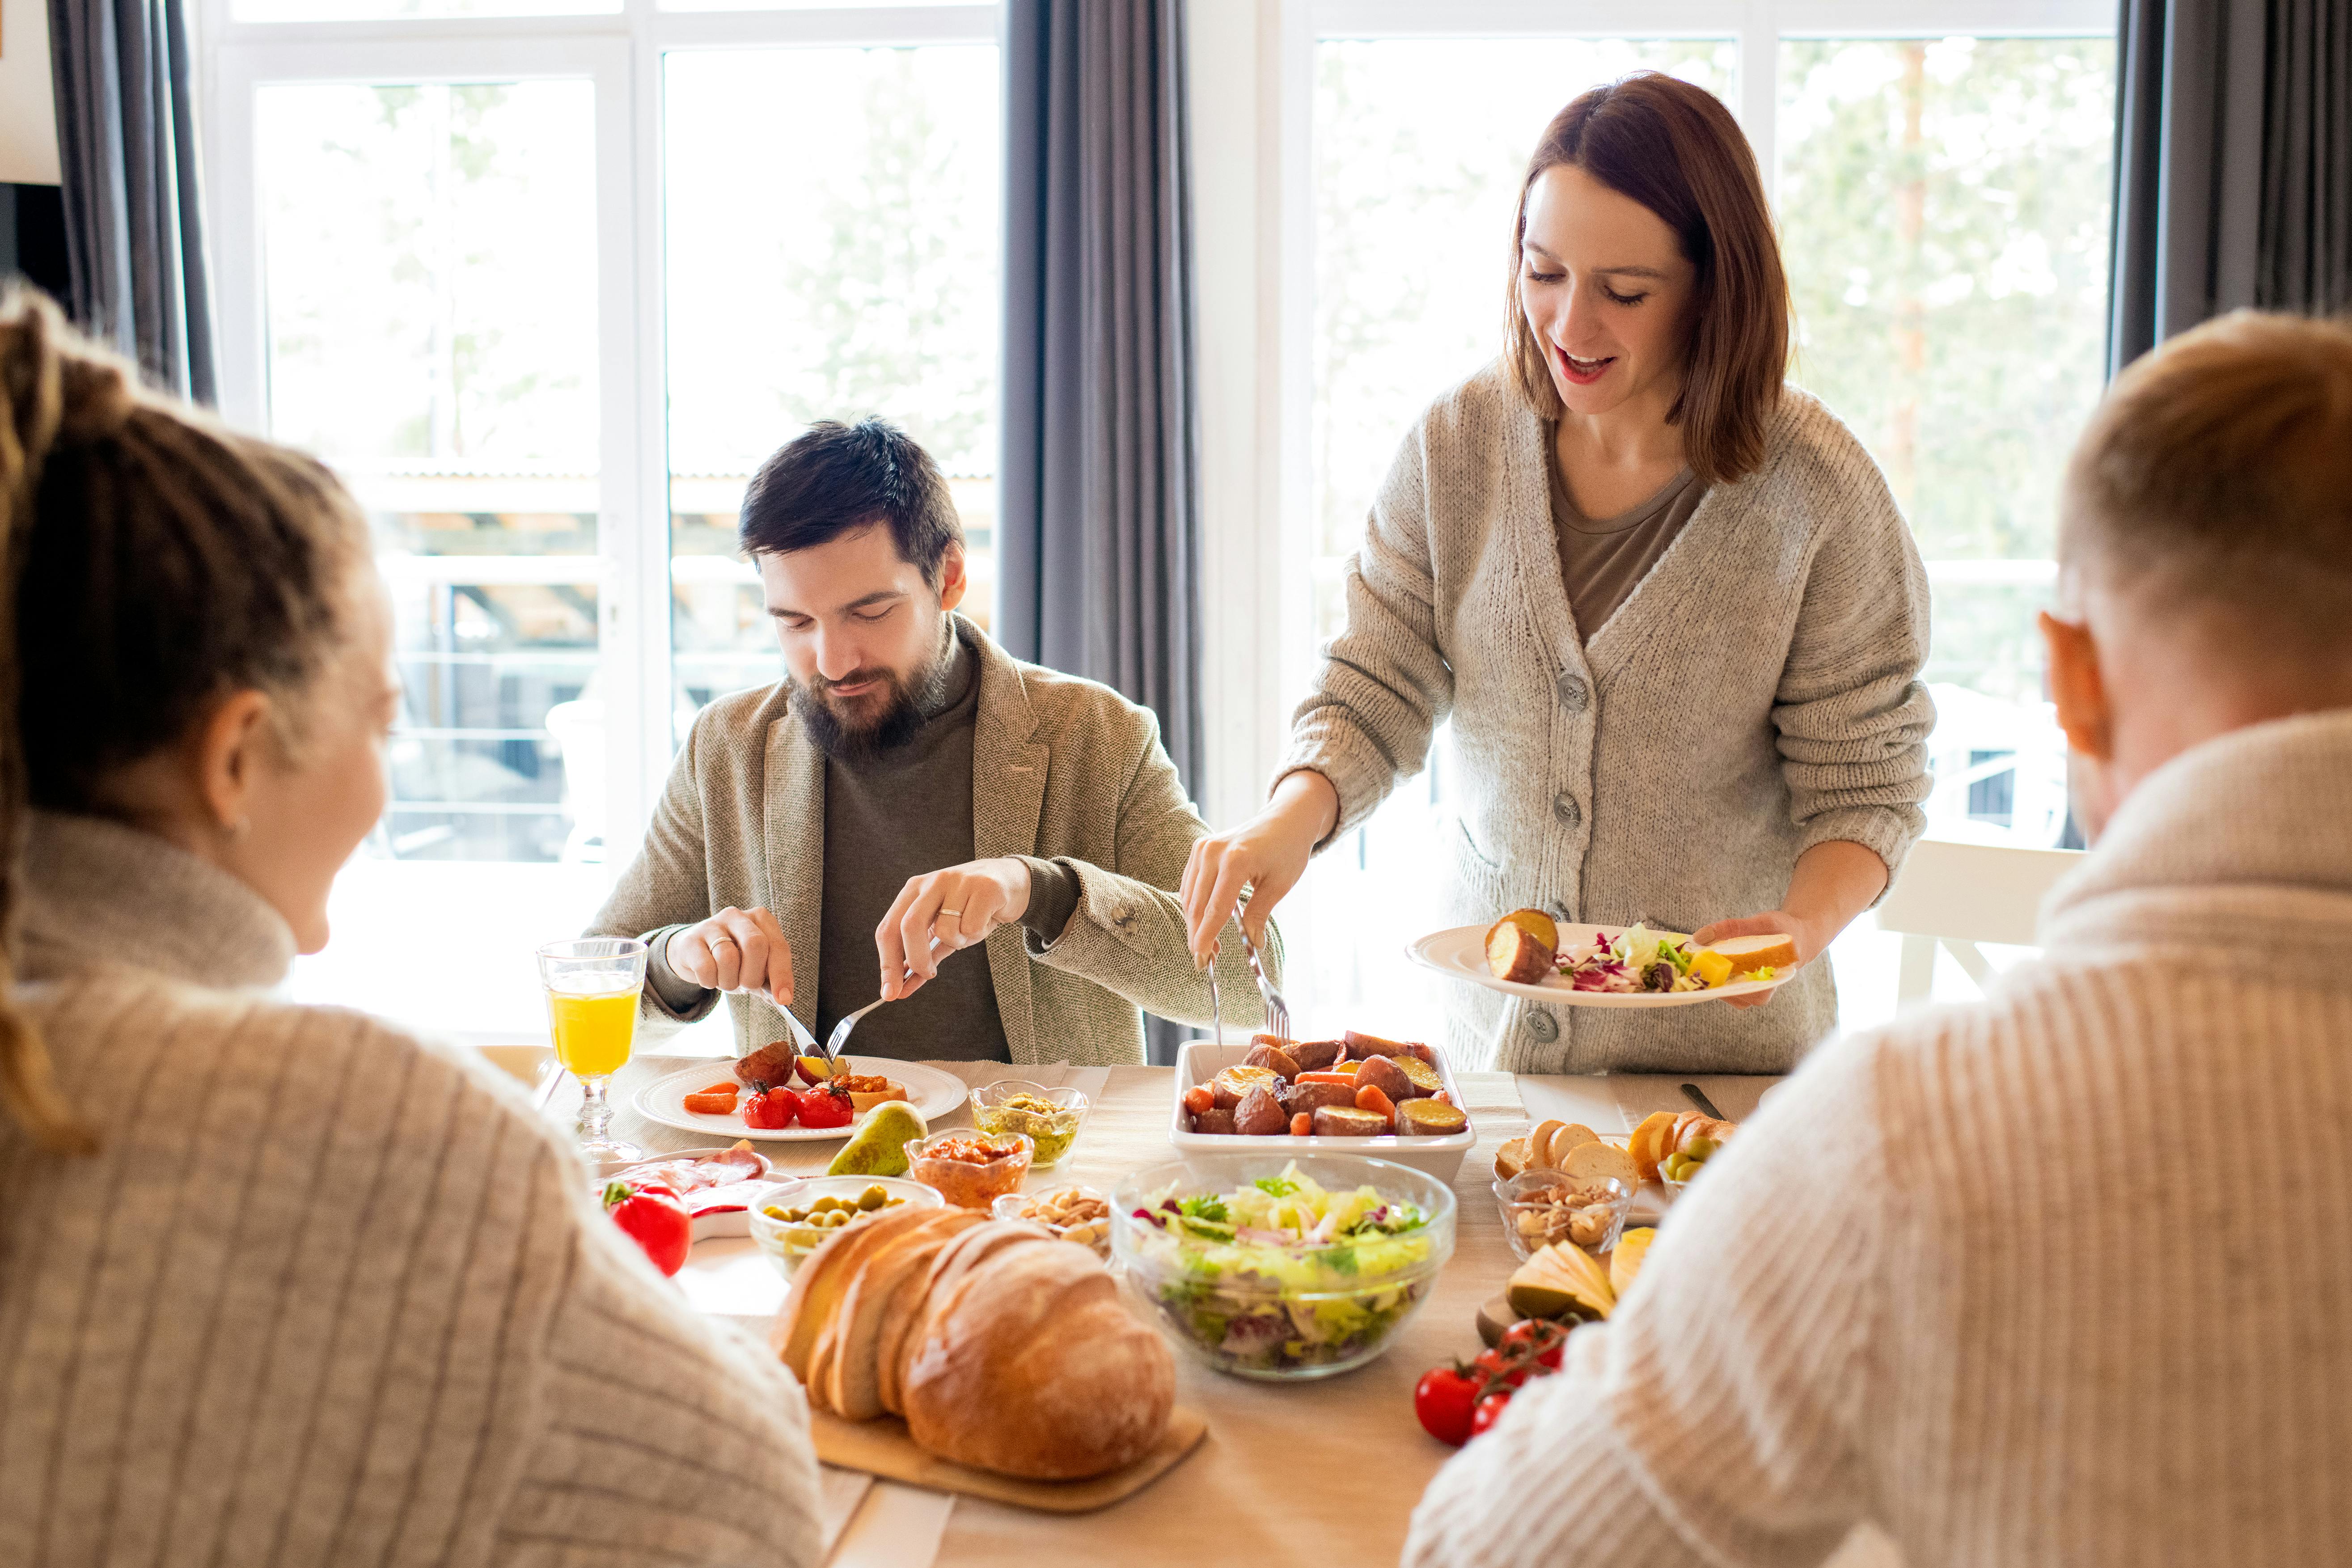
left=1470, top=1389, right=1514, bottom=1438
left=1413, top=1364, right=1481, bottom=1446
left=1498, top=1317, right=1569, bottom=1371
left=1472, top=1347, right=1533, bottom=1391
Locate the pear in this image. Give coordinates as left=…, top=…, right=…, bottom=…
left=826, top=1100, right=928, bottom=1177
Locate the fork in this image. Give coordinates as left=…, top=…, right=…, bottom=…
left=1233, top=904, right=1290, bottom=1045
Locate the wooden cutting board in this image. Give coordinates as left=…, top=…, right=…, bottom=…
left=808, top=1405, right=1208, bottom=1514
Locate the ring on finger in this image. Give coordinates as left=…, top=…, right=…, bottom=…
left=936, top=908, right=963, bottom=920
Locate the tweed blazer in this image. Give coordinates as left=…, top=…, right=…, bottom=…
left=592, top=618, right=1272, bottom=1067
left=1283, top=363, right=1933, bottom=1074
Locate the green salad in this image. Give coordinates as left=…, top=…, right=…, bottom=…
left=1126, top=1162, right=1439, bottom=1375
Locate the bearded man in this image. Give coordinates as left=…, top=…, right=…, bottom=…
left=590, top=418, right=1271, bottom=1065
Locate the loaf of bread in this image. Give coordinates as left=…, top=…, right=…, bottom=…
left=901, top=1238, right=1175, bottom=1480
left=774, top=1213, right=1176, bottom=1482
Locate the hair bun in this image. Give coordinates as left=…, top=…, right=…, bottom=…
left=54, top=355, right=139, bottom=444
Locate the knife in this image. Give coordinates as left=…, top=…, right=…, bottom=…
left=1679, top=1082, right=1726, bottom=1121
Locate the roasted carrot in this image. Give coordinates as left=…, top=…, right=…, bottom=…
left=1290, top=1112, right=1313, bottom=1137
left=1296, top=1069, right=1358, bottom=1086
left=1354, top=1083, right=1397, bottom=1129
left=1181, top=1085, right=1215, bottom=1116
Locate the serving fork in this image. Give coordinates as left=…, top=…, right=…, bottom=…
left=1233, top=903, right=1291, bottom=1046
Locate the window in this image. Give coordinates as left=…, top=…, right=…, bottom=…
left=206, top=6, right=1001, bottom=1040
left=1286, top=4, right=2113, bottom=1041
left=665, top=44, right=1001, bottom=709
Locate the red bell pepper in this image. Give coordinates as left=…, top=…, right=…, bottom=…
left=603, top=1179, right=691, bottom=1276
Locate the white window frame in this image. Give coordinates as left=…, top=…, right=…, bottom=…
left=199, top=1, right=1003, bottom=875
left=1188, top=0, right=2111, bottom=833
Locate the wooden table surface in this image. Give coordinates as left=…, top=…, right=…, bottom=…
left=580, top=1056, right=1726, bottom=1566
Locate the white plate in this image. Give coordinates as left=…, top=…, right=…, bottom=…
left=1407, top=923, right=1794, bottom=1009
left=633, top=1058, right=969, bottom=1142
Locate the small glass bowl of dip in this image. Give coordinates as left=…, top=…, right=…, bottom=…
left=904, top=1129, right=1033, bottom=1209
left=968, top=1081, right=1090, bottom=1169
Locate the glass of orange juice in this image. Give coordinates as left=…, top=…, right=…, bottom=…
left=537, top=937, right=649, bottom=1166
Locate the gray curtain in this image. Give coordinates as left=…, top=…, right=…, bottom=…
left=1000, top=0, right=1203, bottom=789
left=46, top=0, right=216, bottom=402
left=1000, top=0, right=1204, bottom=1065
left=2109, top=0, right=2351, bottom=374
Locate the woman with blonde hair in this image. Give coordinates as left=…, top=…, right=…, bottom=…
left=0, top=293, right=819, bottom=1567
left=1183, top=72, right=1933, bottom=1071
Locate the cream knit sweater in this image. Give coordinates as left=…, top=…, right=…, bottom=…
left=1404, top=709, right=2352, bottom=1568
left=1282, top=363, right=1932, bottom=1073
left=0, top=813, right=821, bottom=1568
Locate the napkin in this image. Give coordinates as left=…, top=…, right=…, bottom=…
left=1512, top=1076, right=1633, bottom=1134
left=826, top=1480, right=956, bottom=1568
left=816, top=1466, right=876, bottom=1556
left=1605, top=1074, right=1779, bottom=1128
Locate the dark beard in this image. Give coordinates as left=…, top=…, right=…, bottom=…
left=790, top=626, right=957, bottom=765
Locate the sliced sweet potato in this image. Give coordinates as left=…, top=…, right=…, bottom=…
left=1396, top=1099, right=1468, bottom=1137
left=1308, top=1105, right=1386, bottom=1138
left=1343, top=1028, right=1430, bottom=1063
left=1353, top=1054, right=1418, bottom=1104
left=1242, top=1042, right=1301, bottom=1081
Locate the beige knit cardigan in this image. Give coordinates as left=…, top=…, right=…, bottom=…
left=1282, top=363, right=1933, bottom=1073
left=1405, top=708, right=2352, bottom=1568
left=592, top=617, right=1271, bottom=1067
left=0, top=812, right=821, bottom=1568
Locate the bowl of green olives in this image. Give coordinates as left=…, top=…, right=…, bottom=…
left=1657, top=1134, right=1723, bottom=1198
left=747, top=1175, right=942, bottom=1277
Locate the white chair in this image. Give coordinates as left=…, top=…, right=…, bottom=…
left=1876, top=838, right=2085, bottom=1006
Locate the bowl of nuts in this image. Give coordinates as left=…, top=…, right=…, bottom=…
left=991, top=1184, right=1113, bottom=1257
left=1493, top=1168, right=1636, bottom=1262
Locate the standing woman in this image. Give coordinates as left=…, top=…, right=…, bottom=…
left=1183, top=73, right=1932, bottom=1072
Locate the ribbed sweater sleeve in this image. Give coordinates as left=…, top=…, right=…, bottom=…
left=592, top=710, right=724, bottom=1035
left=1405, top=1037, right=1892, bottom=1568
left=501, top=1154, right=820, bottom=1565
left=1765, top=438, right=1933, bottom=881
left=1278, top=421, right=1453, bottom=845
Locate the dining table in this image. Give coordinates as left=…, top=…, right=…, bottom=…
left=560, top=1054, right=1895, bottom=1568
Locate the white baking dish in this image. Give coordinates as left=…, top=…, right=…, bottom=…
left=1168, top=1038, right=1476, bottom=1184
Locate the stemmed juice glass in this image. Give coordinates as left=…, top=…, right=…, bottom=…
left=537, top=937, right=648, bottom=1166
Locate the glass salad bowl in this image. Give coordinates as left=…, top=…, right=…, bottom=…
left=1112, top=1154, right=1455, bottom=1382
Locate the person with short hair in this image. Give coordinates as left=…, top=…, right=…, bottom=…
left=1403, top=309, right=2352, bottom=1568
left=591, top=418, right=1269, bottom=1065
left=0, top=293, right=821, bottom=1567
left=1181, top=70, right=1933, bottom=1073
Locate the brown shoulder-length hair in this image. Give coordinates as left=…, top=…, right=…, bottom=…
left=1506, top=72, right=1790, bottom=485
